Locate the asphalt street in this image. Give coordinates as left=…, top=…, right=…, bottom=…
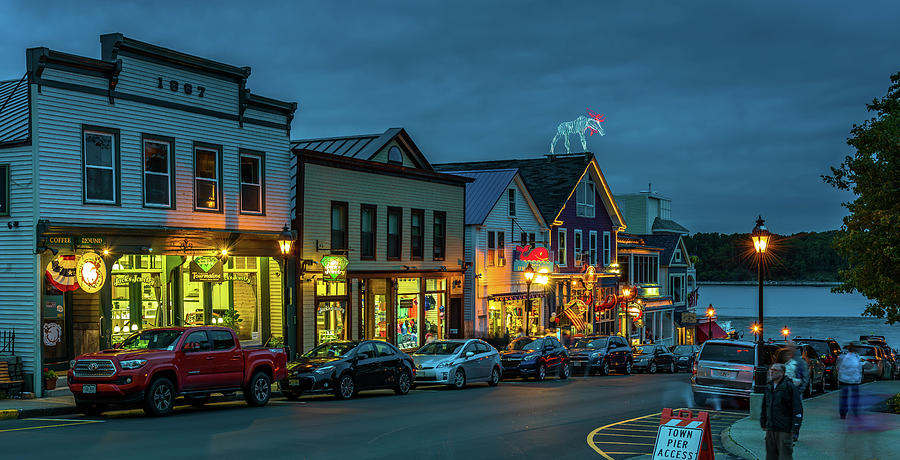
left=0, top=372, right=747, bottom=460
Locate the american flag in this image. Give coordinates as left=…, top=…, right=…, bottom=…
left=562, top=306, right=587, bottom=330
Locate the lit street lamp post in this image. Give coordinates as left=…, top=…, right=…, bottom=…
left=751, top=217, right=771, bottom=393
left=706, top=305, right=715, bottom=343
left=524, top=263, right=535, bottom=336
left=781, top=326, right=790, bottom=343
left=278, top=225, right=294, bottom=358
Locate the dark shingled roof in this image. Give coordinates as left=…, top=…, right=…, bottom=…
left=434, top=153, right=593, bottom=226
left=640, top=233, right=682, bottom=265
left=652, top=217, right=690, bottom=234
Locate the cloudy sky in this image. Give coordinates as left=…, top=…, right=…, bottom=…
left=2, top=1, right=897, bottom=234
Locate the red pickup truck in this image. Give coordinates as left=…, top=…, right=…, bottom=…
left=67, top=326, right=287, bottom=416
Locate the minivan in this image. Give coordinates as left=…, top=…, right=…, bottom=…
left=691, top=339, right=780, bottom=405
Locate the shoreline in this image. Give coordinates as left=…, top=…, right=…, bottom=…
left=698, top=281, right=841, bottom=287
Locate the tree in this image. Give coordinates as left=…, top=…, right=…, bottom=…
left=823, top=71, right=900, bottom=324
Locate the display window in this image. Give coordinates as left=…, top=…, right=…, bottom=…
left=423, top=278, right=446, bottom=341
left=316, top=301, right=346, bottom=345
left=488, top=300, right=503, bottom=338
left=505, top=300, right=526, bottom=336
left=362, top=279, right=388, bottom=341
left=111, top=255, right=166, bottom=343
left=396, top=278, right=420, bottom=350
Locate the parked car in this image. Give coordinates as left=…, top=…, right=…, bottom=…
left=691, top=340, right=781, bottom=405
left=68, top=327, right=287, bottom=416
left=632, top=344, right=677, bottom=373
left=855, top=344, right=886, bottom=381
left=878, top=345, right=899, bottom=380
left=410, top=339, right=501, bottom=389
left=794, top=337, right=842, bottom=388
left=279, top=340, right=415, bottom=400
left=499, top=336, right=570, bottom=381
left=568, top=335, right=633, bottom=376
left=858, top=336, right=895, bottom=380
left=670, top=345, right=701, bottom=372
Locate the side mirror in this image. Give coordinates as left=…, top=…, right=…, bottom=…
left=466, top=351, right=475, bottom=358
left=357, top=352, right=370, bottom=360
left=184, top=342, right=201, bottom=352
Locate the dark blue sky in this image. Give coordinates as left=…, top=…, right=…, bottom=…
left=3, top=1, right=898, bottom=234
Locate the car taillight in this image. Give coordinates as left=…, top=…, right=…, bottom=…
left=823, top=355, right=835, bottom=366
left=692, top=360, right=698, bottom=375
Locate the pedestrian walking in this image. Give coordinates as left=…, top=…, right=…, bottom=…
left=837, top=342, right=863, bottom=420
left=515, top=327, right=525, bottom=338
left=760, top=363, right=803, bottom=460
left=783, top=343, right=809, bottom=395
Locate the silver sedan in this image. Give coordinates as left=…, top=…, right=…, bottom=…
left=411, top=339, right=502, bottom=389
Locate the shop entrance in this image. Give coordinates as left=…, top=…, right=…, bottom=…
left=315, top=279, right=348, bottom=346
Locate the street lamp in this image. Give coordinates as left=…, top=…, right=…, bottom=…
left=523, top=263, right=535, bottom=336
left=781, top=326, right=790, bottom=343
left=278, top=225, right=294, bottom=357
left=751, top=216, right=771, bottom=393
left=751, top=322, right=761, bottom=341
left=706, top=305, right=716, bottom=343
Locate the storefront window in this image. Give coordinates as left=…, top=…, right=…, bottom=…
left=316, top=301, right=346, bottom=345
left=488, top=300, right=503, bottom=338
left=423, top=293, right=445, bottom=341
left=111, top=255, right=165, bottom=343
left=397, top=278, right=420, bottom=350
left=506, top=300, right=526, bottom=336
left=362, top=279, right=388, bottom=341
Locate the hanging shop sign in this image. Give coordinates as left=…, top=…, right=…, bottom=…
left=45, top=255, right=78, bottom=292
left=76, top=252, right=107, bottom=293
left=189, top=256, right=224, bottom=282
left=582, top=265, right=597, bottom=290
left=42, top=321, right=62, bottom=346
left=113, top=274, right=161, bottom=287
left=321, top=255, right=349, bottom=282
left=513, top=245, right=554, bottom=272
left=77, top=235, right=106, bottom=247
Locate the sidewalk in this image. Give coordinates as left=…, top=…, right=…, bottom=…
left=0, top=377, right=77, bottom=420
left=724, top=380, right=900, bottom=460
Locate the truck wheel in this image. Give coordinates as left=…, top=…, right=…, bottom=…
left=244, top=372, right=271, bottom=407
left=335, top=373, right=355, bottom=400
left=394, top=370, right=412, bottom=395
left=143, top=377, right=175, bottom=417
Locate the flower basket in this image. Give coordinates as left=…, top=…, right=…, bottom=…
left=44, top=378, right=57, bottom=390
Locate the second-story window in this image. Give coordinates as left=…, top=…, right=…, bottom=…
left=194, top=144, right=221, bottom=211
left=240, top=152, right=263, bottom=214
left=576, top=177, right=595, bottom=218
left=360, top=204, right=376, bottom=260
left=603, top=231, right=611, bottom=266
left=557, top=228, right=567, bottom=266
left=433, top=211, right=446, bottom=260
left=387, top=207, right=402, bottom=260
left=508, top=189, right=516, bottom=217
left=411, top=209, right=424, bottom=260
left=142, top=136, right=173, bottom=208
left=331, top=202, right=348, bottom=253
left=574, top=230, right=583, bottom=265
left=487, top=231, right=496, bottom=266
left=83, top=129, right=118, bottom=204
left=589, top=231, right=598, bottom=266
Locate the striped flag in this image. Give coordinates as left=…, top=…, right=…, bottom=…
left=562, top=307, right=586, bottom=330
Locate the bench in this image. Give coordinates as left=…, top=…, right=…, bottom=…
left=0, top=361, right=24, bottom=397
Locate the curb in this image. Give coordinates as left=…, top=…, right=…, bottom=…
left=720, top=422, right=758, bottom=460
left=0, top=406, right=79, bottom=420
left=0, top=409, right=18, bottom=420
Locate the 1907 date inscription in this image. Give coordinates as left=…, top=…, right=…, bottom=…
left=157, top=77, right=206, bottom=98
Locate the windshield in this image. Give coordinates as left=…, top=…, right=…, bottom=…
left=672, top=346, right=695, bottom=355
left=509, top=338, right=542, bottom=351
left=803, top=341, right=831, bottom=357
left=633, top=346, right=651, bottom=355
left=699, top=344, right=755, bottom=364
left=574, top=338, right=608, bottom=349
left=859, top=347, right=877, bottom=357
left=303, top=342, right=357, bottom=358
left=415, top=342, right=465, bottom=355
left=119, top=330, right=184, bottom=351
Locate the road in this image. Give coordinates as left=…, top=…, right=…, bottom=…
left=0, top=372, right=748, bottom=459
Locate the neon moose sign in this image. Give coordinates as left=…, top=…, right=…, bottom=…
left=550, top=108, right=606, bottom=154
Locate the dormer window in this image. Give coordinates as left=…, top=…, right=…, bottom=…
left=388, top=146, right=403, bottom=165
left=576, top=177, right=595, bottom=218
left=674, top=248, right=683, bottom=263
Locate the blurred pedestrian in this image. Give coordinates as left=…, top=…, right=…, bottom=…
left=515, top=327, right=525, bottom=338
left=837, top=342, right=863, bottom=420
left=760, top=363, right=803, bottom=459
left=783, top=343, right=809, bottom=394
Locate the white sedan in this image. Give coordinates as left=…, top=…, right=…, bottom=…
left=411, top=339, right=502, bottom=389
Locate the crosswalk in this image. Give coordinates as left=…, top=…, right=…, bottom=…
left=587, top=408, right=747, bottom=459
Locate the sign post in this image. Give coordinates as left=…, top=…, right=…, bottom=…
left=651, top=408, right=714, bottom=460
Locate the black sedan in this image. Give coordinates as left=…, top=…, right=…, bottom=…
left=279, top=340, right=415, bottom=400
left=670, top=345, right=701, bottom=372
left=632, top=344, right=676, bottom=373
left=499, top=336, right=570, bottom=381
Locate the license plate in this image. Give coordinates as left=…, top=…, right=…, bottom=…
left=288, top=379, right=299, bottom=386
left=82, top=384, right=96, bottom=394
left=712, top=369, right=736, bottom=379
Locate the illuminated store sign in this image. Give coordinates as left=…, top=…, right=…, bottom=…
left=76, top=252, right=107, bottom=293
left=321, top=255, right=349, bottom=282
left=189, top=256, right=223, bottom=282
left=513, top=245, right=553, bottom=272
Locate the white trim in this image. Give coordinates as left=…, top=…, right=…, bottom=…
left=194, top=146, right=220, bottom=211
left=83, top=130, right=116, bottom=204
left=557, top=227, right=567, bottom=267
left=142, top=138, right=171, bottom=208
left=240, top=152, right=263, bottom=214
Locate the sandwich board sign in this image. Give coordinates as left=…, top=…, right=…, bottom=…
left=651, top=409, right=713, bottom=460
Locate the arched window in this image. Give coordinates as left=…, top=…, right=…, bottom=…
left=388, top=146, right=403, bottom=165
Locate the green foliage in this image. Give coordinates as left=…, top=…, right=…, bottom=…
left=887, top=393, right=900, bottom=414
left=683, top=231, right=845, bottom=282
left=823, top=71, right=900, bottom=324
left=223, top=308, right=243, bottom=330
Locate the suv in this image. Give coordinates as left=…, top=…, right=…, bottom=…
left=633, top=344, right=677, bottom=373
left=568, top=335, right=633, bottom=376
left=794, top=337, right=842, bottom=388
left=877, top=345, right=898, bottom=380
left=794, top=343, right=827, bottom=396
left=855, top=344, right=886, bottom=381
left=500, top=336, right=570, bottom=381
left=691, top=340, right=781, bottom=405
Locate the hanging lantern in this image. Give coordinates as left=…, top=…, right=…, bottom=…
left=45, top=255, right=78, bottom=292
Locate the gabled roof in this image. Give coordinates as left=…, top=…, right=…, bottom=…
left=0, top=75, right=29, bottom=145
left=435, top=153, right=623, bottom=229
left=616, top=233, right=664, bottom=253
left=449, top=169, right=548, bottom=228
left=652, top=217, right=690, bottom=234
left=292, top=128, right=432, bottom=170
left=640, top=233, right=682, bottom=265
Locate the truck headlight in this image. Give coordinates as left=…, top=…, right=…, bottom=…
left=120, top=359, right=147, bottom=370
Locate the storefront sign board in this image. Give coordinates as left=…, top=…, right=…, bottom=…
left=224, top=272, right=252, bottom=283
left=47, top=236, right=74, bottom=247
left=76, top=252, right=107, bottom=293
left=513, top=245, right=553, bottom=272
left=113, top=274, right=160, bottom=287
left=189, top=256, right=224, bottom=282
left=77, top=235, right=106, bottom=246
left=321, top=255, right=349, bottom=282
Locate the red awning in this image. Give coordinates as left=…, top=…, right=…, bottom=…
left=696, top=320, right=728, bottom=342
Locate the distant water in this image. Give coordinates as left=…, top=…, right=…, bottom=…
left=700, top=285, right=900, bottom=347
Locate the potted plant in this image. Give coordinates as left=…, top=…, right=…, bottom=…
left=43, top=367, right=58, bottom=390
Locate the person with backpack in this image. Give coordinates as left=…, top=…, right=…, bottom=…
left=837, top=342, right=863, bottom=419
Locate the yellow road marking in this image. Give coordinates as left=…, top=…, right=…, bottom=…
left=587, top=412, right=660, bottom=459
left=593, top=433, right=657, bottom=438
left=0, top=420, right=102, bottom=433
left=591, top=441, right=655, bottom=446
left=598, top=427, right=659, bottom=433
left=601, top=453, right=650, bottom=456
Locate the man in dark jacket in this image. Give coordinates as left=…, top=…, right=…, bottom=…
left=760, top=363, right=803, bottom=459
